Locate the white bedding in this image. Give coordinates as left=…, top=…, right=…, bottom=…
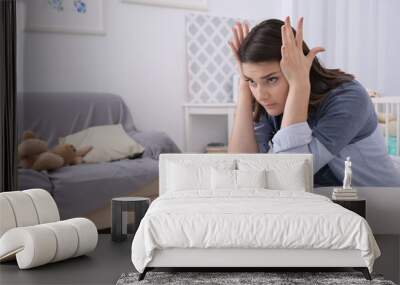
left=131, top=190, right=380, bottom=273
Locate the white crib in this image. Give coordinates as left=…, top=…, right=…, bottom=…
left=371, top=97, right=400, bottom=156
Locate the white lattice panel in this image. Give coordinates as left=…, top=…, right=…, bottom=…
left=186, top=14, right=256, bottom=104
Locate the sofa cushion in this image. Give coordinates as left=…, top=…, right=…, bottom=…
left=47, top=157, right=158, bottom=219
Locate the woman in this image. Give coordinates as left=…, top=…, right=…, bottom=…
left=228, top=16, right=400, bottom=187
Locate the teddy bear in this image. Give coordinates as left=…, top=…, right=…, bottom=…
left=18, top=131, right=93, bottom=171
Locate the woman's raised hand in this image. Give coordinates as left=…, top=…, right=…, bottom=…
left=228, top=21, right=250, bottom=79
left=280, top=16, right=325, bottom=87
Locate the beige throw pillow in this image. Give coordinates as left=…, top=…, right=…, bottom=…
left=59, top=124, right=144, bottom=163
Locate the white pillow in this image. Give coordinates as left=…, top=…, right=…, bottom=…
left=238, top=159, right=308, bottom=191
left=167, top=160, right=235, bottom=192
left=59, top=124, right=144, bottom=163
left=211, top=168, right=236, bottom=190
left=168, top=163, right=210, bottom=191
left=211, top=168, right=267, bottom=190
left=236, top=169, right=267, bottom=189
left=267, top=163, right=307, bottom=191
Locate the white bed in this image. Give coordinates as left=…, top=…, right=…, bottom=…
left=131, top=153, right=380, bottom=281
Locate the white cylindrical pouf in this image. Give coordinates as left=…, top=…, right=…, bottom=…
left=42, top=221, right=79, bottom=262
left=0, top=196, right=17, bottom=237
left=0, top=226, right=57, bottom=269
left=24, top=189, right=60, bottom=224
left=1, top=192, right=39, bottom=227
left=66, top=218, right=98, bottom=257
left=0, top=189, right=98, bottom=269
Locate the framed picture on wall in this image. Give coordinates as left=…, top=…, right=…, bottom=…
left=121, top=0, right=208, bottom=11
left=25, top=0, right=106, bottom=35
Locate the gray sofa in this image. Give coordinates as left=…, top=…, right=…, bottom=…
left=18, top=92, right=181, bottom=226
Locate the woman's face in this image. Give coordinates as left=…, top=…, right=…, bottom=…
left=242, top=61, right=289, bottom=116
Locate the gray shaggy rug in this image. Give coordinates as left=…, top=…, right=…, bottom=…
left=116, top=271, right=396, bottom=285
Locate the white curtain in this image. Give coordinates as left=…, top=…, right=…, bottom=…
left=279, top=0, right=398, bottom=96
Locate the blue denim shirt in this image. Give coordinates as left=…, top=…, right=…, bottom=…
left=254, top=80, right=400, bottom=187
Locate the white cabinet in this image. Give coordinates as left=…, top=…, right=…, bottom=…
left=183, top=103, right=236, bottom=152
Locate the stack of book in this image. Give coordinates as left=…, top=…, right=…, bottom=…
left=332, top=187, right=358, bottom=200
left=205, top=142, right=227, bottom=153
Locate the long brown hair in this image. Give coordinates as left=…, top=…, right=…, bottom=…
left=238, top=19, right=355, bottom=122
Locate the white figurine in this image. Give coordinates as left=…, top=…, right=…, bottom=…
left=343, top=156, right=352, bottom=190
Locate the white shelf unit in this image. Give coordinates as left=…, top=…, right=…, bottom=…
left=183, top=103, right=236, bottom=152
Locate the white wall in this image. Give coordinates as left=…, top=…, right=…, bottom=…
left=17, top=0, right=400, bottom=152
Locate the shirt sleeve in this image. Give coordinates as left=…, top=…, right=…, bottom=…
left=311, top=82, right=374, bottom=156
left=271, top=122, right=312, bottom=151
left=271, top=122, right=335, bottom=173
left=270, top=80, right=373, bottom=173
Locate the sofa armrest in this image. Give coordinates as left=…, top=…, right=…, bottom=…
left=18, top=169, right=54, bottom=194
left=129, top=131, right=181, bottom=160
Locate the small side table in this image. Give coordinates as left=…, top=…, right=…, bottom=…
left=332, top=199, right=366, bottom=218
left=111, top=197, right=150, bottom=242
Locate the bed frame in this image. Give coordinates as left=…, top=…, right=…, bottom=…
left=141, top=248, right=371, bottom=280
left=138, top=153, right=372, bottom=281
